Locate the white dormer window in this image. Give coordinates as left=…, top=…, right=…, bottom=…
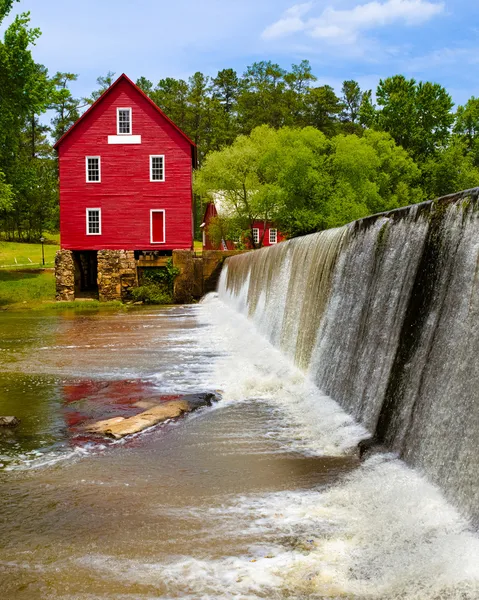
left=269, top=228, right=277, bottom=244
left=150, top=155, right=165, bottom=181
left=117, top=108, right=132, bottom=134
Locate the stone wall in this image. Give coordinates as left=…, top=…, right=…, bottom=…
left=55, top=250, right=75, bottom=301
left=172, top=249, right=248, bottom=302
left=97, top=250, right=137, bottom=302
left=202, top=250, right=250, bottom=295
left=55, top=248, right=247, bottom=304
left=172, top=250, right=195, bottom=304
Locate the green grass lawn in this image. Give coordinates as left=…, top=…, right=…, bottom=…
left=0, top=234, right=59, bottom=269
left=0, top=270, right=55, bottom=308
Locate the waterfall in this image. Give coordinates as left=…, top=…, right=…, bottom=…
left=218, top=188, right=479, bottom=524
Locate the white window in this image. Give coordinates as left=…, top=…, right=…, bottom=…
left=150, top=209, right=166, bottom=244
left=86, top=208, right=101, bottom=235
left=86, top=156, right=101, bottom=182
left=150, top=155, right=165, bottom=182
left=117, top=108, right=132, bottom=134
left=269, top=228, right=277, bottom=244
left=252, top=228, right=259, bottom=244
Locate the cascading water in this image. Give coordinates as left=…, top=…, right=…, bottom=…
left=219, top=188, right=479, bottom=525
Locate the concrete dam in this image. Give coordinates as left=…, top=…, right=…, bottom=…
left=218, top=187, right=479, bottom=525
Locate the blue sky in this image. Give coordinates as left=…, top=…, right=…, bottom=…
left=3, top=0, right=479, bottom=106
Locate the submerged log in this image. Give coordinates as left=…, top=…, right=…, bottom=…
left=0, top=416, right=20, bottom=427
left=85, top=392, right=221, bottom=439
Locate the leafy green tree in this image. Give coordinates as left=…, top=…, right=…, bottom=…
left=421, top=139, right=479, bottom=199
left=195, top=125, right=424, bottom=240
left=304, top=85, right=343, bottom=136
left=454, top=96, right=479, bottom=165
left=358, top=90, right=376, bottom=129
left=0, top=9, right=56, bottom=239
left=340, top=80, right=364, bottom=134
left=194, top=126, right=281, bottom=247
left=135, top=76, right=153, bottom=95
left=237, top=61, right=288, bottom=132
left=86, top=71, right=116, bottom=104
left=49, top=72, right=80, bottom=142
left=375, top=75, right=454, bottom=160
left=0, top=0, right=19, bottom=23
left=151, top=77, right=189, bottom=130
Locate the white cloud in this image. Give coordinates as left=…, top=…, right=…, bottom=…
left=262, top=2, right=314, bottom=39
left=262, top=0, right=445, bottom=44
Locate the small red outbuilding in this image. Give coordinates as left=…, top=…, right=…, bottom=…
left=55, top=73, right=196, bottom=252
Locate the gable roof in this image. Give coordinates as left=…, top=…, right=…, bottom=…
left=53, top=73, right=197, bottom=163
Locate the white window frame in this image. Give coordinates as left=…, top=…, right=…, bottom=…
left=150, top=209, right=166, bottom=244
left=86, top=208, right=102, bottom=235
left=117, top=107, right=132, bottom=135
left=150, top=155, right=165, bottom=182
left=269, top=228, right=277, bottom=244
left=252, top=228, right=260, bottom=244
left=85, top=156, right=101, bottom=183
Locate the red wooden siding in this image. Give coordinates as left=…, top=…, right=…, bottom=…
left=57, top=75, right=194, bottom=251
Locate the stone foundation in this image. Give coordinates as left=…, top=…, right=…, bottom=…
left=97, top=250, right=137, bottom=302
left=55, top=250, right=75, bottom=301
left=55, top=248, right=247, bottom=304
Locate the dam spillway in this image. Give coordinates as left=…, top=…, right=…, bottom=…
left=218, top=187, right=479, bottom=524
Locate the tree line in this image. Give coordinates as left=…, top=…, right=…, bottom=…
left=1, top=1, right=479, bottom=241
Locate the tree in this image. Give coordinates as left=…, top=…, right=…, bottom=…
left=454, top=96, right=479, bottom=165
left=375, top=75, right=454, bottom=160
left=304, top=85, right=343, bottom=136
left=340, top=80, right=364, bottom=134
left=86, top=71, right=116, bottom=104
left=421, top=139, right=479, bottom=199
left=0, top=0, right=19, bottom=23
left=135, top=76, right=153, bottom=95
left=151, top=77, right=189, bottom=130
left=195, top=125, right=425, bottom=242
left=237, top=61, right=288, bottom=132
left=194, top=126, right=282, bottom=247
left=50, top=72, right=80, bottom=142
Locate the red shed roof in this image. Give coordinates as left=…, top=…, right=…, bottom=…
left=53, top=73, right=197, bottom=164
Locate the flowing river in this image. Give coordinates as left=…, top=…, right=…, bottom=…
left=0, top=300, right=478, bottom=599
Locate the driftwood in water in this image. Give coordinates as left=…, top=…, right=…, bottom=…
left=85, top=392, right=219, bottom=439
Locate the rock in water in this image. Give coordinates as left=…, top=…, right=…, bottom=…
left=85, top=392, right=222, bottom=439
left=0, top=416, right=20, bottom=427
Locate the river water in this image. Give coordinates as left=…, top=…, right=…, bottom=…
left=0, top=300, right=478, bottom=599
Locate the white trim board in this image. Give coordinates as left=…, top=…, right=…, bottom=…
left=108, top=135, right=141, bottom=144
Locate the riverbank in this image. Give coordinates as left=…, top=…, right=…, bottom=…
left=0, top=269, right=127, bottom=311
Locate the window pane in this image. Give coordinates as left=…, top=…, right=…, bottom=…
left=151, top=156, right=164, bottom=181
left=87, top=158, right=100, bottom=182
left=87, top=209, right=100, bottom=234
left=269, top=229, right=277, bottom=244
left=118, top=109, right=131, bottom=134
